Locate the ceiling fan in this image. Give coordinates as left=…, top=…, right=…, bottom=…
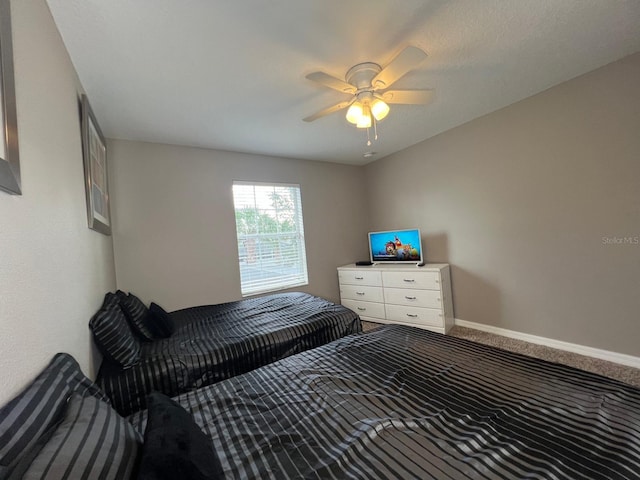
left=303, top=46, right=433, bottom=143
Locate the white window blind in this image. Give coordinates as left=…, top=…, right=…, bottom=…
left=233, top=182, right=308, bottom=296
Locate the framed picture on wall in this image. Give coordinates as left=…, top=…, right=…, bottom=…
left=0, top=0, right=21, bottom=195
left=81, top=94, right=111, bottom=235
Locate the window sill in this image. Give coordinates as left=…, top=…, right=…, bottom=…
left=241, top=281, right=309, bottom=298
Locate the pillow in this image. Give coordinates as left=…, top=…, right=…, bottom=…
left=117, top=292, right=157, bottom=341
left=15, top=394, right=141, bottom=480
left=0, top=353, right=110, bottom=472
left=137, top=392, right=223, bottom=480
left=103, top=291, right=120, bottom=309
left=148, top=303, right=175, bottom=338
left=89, top=295, right=141, bottom=369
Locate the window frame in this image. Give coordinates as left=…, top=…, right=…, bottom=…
left=232, top=181, right=309, bottom=297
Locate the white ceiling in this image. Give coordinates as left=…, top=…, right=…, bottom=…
left=46, top=0, right=640, bottom=166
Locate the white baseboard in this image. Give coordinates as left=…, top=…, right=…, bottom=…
left=454, top=318, right=640, bottom=369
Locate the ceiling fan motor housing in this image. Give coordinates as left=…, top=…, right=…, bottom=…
left=345, top=62, right=382, bottom=92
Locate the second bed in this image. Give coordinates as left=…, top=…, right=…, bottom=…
left=97, top=292, right=361, bottom=415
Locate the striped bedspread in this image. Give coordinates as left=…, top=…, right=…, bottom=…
left=99, top=292, right=361, bottom=416
left=129, top=324, right=640, bottom=479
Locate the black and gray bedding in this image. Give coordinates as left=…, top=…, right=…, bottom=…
left=127, top=324, right=640, bottom=479
left=4, top=326, right=640, bottom=479
left=94, top=292, right=361, bottom=416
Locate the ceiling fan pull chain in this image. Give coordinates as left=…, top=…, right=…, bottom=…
left=366, top=127, right=371, bottom=146
left=374, top=117, right=378, bottom=141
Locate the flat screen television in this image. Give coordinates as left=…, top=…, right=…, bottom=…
left=368, top=228, right=423, bottom=264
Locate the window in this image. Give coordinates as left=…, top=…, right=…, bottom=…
left=233, top=182, right=308, bottom=296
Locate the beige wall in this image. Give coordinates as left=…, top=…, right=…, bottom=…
left=108, top=139, right=368, bottom=309
left=0, top=0, right=116, bottom=404
left=365, top=52, right=640, bottom=356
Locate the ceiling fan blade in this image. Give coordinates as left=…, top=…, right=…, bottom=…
left=372, top=46, right=428, bottom=89
left=303, top=100, right=353, bottom=122
left=380, top=89, right=434, bottom=104
left=306, top=72, right=356, bottom=94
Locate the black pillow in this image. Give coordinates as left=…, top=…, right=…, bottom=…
left=89, top=294, right=141, bottom=369
left=137, top=392, right=223, bottom=480
left=117, top=291, right=157, bottom=341
left=148, top=303, right=175, bottom=338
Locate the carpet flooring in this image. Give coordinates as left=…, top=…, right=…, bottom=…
left=361, top=321, right=640, bottom=388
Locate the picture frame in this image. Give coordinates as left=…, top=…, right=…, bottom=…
left=0, top=0, right=21, bottom=195
left=81, top=94, right=111, bottom=235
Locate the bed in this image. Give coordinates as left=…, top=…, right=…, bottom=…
left=96, top=292, right=361, bottom=416
left=126, top=324, right=640, bottom=479
left=4, top=326, right=639, bottom=479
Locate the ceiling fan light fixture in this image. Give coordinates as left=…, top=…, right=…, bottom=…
left=371, top=98, right=390, bottom=121
left=356, top=104, right=372, bottom=129
left=303, top=46, right=430, bottom=146
left=345, top=103, right=363, bottom=125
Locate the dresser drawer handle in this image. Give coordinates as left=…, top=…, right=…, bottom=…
left=354, top=276, right=364, bottom=280
left=406, top=313, right=418, bottom=318
left=357, top=307, right=366, bottom=311
left=435, top=280, right=440, bottom=284
left=405, top=296, right=417, bottom=300
left=356, top=291, right=365, bottom=296
left=403, top=279, right=415, bottom=283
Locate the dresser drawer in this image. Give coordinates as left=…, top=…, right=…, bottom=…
left=384, top=288, right=442, bottom=309
left=382, top=271, right=440, bottom=290
left=385, top=304, right=443, bottom=327
left=341, top=299, right=385, bottom=320
left=338, top=269, right=382, bottom=287
left=340, top=284, right=384, bottom=303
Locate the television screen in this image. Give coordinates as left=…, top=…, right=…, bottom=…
left=368, top=228, right=423, bottom=263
